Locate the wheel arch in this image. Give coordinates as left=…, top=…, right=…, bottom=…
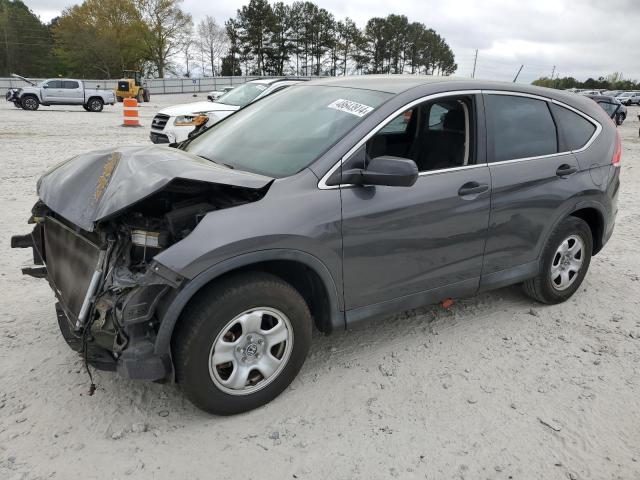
left=154, top=249, right=344, bottom=356
left=569, top=204, right=605, bottom=255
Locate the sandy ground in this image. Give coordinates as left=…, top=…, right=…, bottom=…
left=0, top=94, right=639, bottom=480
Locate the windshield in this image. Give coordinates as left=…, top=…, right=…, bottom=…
left=216, top=82, right=269, bottom=107
left=185, top=85, right=391, bottom=177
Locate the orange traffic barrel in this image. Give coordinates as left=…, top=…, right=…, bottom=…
left=122, top=98, right=141, bottom=127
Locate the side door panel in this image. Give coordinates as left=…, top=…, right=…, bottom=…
left=341, top=166, right=491, bottom=310
left=482, top=92, right=582, bottom=276
left=483, top=154, right=581, bottom=274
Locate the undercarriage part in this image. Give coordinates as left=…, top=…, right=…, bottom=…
left=21, top=266, right=47, bottom=278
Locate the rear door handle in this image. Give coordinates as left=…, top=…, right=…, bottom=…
left=556, top=164, right=577, bottom=176
left=458, top=182, right=489, bottom=197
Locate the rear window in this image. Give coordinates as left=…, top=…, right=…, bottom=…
left=550, top=103, right=596, bottom=151
left=485, top=94, right=558, bottom=162
left=63, top=81, right=79, bottom=89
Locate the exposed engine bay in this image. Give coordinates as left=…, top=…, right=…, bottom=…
left=15, top=179, right=267, bottom=377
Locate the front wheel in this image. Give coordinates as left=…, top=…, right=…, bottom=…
left=616, top=113, right=625, bottom=126
left=523, top=216, right=592, bottom=304
left=173, top=272, right=312, bottom=415
left=21, top=95, right=39, bottom=110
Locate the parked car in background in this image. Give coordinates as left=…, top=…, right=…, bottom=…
left=150, top=78, right=306, bottom=143
left=585, top=95, right=627, bottom=125
left=602, top=90, right=624, bottom=97
left=615, top=91, right=640, bottom=105
left=578, top=90, right=603, bottom=96
left=12, top=76, right=620, bottom=415
left=207, top=86, right=234, bottom=102
left=5, top=74, right=116, bottom=112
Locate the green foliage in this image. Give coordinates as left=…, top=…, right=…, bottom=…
left=533, top=74, right=640, bottom=91
left=52, top=0, right=147, bottom=78
left=0, top=0, right=56, bottom=76
left=229, top=0, right=457, bottom=76
left=3, top=0, right=456, bottom=78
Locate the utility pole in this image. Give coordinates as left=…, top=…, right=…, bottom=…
left=513, top=64, right=524, bottom=83
left=472, top=49, right=478, bottom=78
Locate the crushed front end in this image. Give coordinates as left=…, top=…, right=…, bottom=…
left=11, top=145, right=272, bottom=382
left=12, top=201, right=184, bottom=380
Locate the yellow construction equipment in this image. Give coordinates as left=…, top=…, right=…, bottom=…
left=115, top=70, right=150, bottom=103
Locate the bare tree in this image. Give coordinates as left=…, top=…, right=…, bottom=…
left=197, top=15, right=228, bottom=76
left=139, top=0, right=192, bottom=77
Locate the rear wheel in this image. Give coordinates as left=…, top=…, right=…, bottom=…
left=86, top=97, right=103, bottom=112
left=523, top=217, right=592, bottom=304
left=142, top=89, right=150, bottom=102
left=21, top=95, right=39, bottom=110
left=173, top=272, right=312, bottom=415
left=116, top=96, right=123, bottom=103
left=136, top=90, right=143, bottom=103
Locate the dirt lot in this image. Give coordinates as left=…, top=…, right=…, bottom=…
left=0, top=95, right=639, bottom=480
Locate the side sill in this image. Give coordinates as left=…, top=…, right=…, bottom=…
left=478, top=260, right=539, bottom=293
left=345, top=277, right=479, bottom=329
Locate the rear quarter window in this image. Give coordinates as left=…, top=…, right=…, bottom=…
left=485, top=94, right=558, bottom=162
left=550, top=103, right=597, bottom=151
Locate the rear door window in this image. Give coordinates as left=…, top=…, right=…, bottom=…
left=63, top=81, right=79, bottom=89
left=550, top=103, right=597, bottom=150
left=484, top=94, right=558, bottom=162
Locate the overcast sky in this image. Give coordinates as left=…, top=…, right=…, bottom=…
left=26, top=0, right=640, bottom=83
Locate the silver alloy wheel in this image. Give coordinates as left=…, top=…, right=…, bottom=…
left=90, top=100, right=101, bottom=111
left=24, top=98, right=37, bottom=110
left=208, top=307, right=294, bottom=395
left=550, top=234, right=584, bottom=291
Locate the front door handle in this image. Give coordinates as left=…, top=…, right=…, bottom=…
left=458, top=182, right=489, bottom=197
left=556, top=164, right=577, bottom=176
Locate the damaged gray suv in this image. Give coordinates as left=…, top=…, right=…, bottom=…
left=12, top=76, right=621, bottom=415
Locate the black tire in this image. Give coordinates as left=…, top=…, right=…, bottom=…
left=142, top=89, right=150, bottom=102
left=172, top=272, right=312, bottom=415
left=136, top=90, right=143, bottom=103
left=116, top=96, right=123, bottom=103
left=523, top=216, right=593, bottom=304
left=21, top=95, right=39, bottom=110
left=86, top=97, right=103, bottom=112
left=616, top=113, right=624, bottom=126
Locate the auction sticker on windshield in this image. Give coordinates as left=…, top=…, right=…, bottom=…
left=327, top=98, right=374, bottom=117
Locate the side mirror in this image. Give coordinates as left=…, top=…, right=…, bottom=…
left=42, top=85, right=48, bottom=89
left=343, top=156, right=418, bottom=187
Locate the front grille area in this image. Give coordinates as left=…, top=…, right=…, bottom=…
left=151, top=114, right=170, bottom=130
left=44, top=217, right=101, bottom=321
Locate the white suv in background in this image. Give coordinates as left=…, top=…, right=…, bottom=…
left=150, top=78, right=306, bottom=144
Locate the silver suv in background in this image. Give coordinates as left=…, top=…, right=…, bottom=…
left=615, top=91, right=640, bottom=105
left=5, top=74, right=116, bottom=112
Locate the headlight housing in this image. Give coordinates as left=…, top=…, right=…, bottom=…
left=174, top=114, right=209, bottom=126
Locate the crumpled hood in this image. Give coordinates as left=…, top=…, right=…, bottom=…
left=37, top=145, right=273, bottom=231
left=158, top=101, right=239, bottom=117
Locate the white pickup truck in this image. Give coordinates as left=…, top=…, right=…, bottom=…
left=5, top=74, right=116, bottom=112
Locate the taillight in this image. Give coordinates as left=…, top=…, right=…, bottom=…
left=612, top=130, right=621, bottom=166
